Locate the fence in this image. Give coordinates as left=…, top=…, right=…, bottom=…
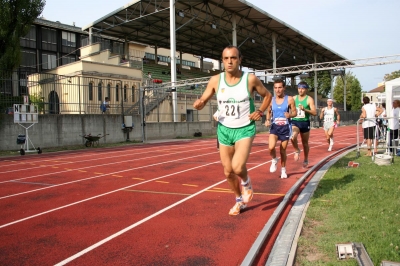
left=356, top=117, right=400, bottom=160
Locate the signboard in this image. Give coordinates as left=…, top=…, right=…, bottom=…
left=14, top=104, right=38, bottom=123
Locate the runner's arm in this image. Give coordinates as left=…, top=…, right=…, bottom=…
left=193, top=75, right=218, bottom=110
left=306, top=97, right=317, bottom=116
left=334, top=108, right=341, bottom=124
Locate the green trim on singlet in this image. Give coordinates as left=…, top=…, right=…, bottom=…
left=293, top=95, right=310, bottom=121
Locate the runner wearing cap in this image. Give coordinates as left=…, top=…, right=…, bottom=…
left=320, top=99, right=341, bottom=151
left=291, top=81, right=316, bottom=168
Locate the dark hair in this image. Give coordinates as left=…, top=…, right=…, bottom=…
left=222, top=45, right=242, bottom=59
left=362, top=96, right=370, bottom=104
left=273, top=79, right=286, bottom=87
left=382, top=103, right=386, bottom=108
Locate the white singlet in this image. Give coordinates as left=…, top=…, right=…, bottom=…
left=216, top=72, right=255, bottom=128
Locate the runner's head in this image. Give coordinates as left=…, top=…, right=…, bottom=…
left=297, top=81, right=309, bottom=96
left=273, top=79, right=286, bottom=97
left=327, top=98, right=333, bottom=107
left=362, top=96, right=370, bottom=105
left=221, top=46, right=242, bottom=74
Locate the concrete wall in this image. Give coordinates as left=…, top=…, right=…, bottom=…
left=0, top=114, right=218, bottom=151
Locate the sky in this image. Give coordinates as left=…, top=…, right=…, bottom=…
left=41, top=0, right=400, bottom=91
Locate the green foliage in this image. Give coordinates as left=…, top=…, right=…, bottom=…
left=29, top=92, right=44, bottom=112
left=384, top=70, right=400, bottom=82
left=303, top=70, right=332, bottom=98
left=0, top=0, right=45, bottom=72
left=333, top=71, right=362, bottom=111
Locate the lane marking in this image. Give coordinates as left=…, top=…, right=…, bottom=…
left=155, top=181, right=169, bottom=184
left=123, top=189, right=191, bottom=196
left=0, top=151, right=218, bottom=199
left=182, top=184, right=198, bottom=187
left=9, top=181, right=54, bottom=186
left=0, top=142, right=213, bottom=173
left=0, top=161, right=218, bottom=229
left=132, top=178, right=145, bottom=180
left=94, top=172, right=103, bottom=175
left=54, top=179, right=226, bottom=266
left=112, top=175, right=123, bottom=177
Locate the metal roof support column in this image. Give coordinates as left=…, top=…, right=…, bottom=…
left=170, top=0, right=178, bottom=122
left=232, top=15, right=237, bottom=46
left=124, top=37, right=129, bottom=59
left=89, top=27, right=92, bottom=45
left=314, top=52, right=318, bottom=108
left=200, top=56, right=203, bottom=72
left=155, top=44, right=158, bottom=64
left=272, top=33, right=277, bottom=74
left=179, top=51, right=182, bottom=68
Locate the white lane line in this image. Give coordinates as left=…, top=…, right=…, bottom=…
left=54, top=178, right=227, bottom=266
left=53, top=150, right=300, bottom=266
left=0, top=161, right=218, bottom=229
left=0, top=151, right=218, bottom=200
left=0, top=145, right=216, bottom=184
left=0, top=142, right=212, bottom=174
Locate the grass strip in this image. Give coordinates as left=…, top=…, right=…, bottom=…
left=295, top=151, right=400, bottom=265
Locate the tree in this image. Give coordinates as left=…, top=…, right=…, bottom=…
left=302, top=70, right=332, bottom=98
left=384, top=70, right=400, bottom=82
left=0, top=0, right=45, bottom=72
left=332, top=71, right=362, bottom=111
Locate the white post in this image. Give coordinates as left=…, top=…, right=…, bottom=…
left=170, top=0, right=178, bottom=122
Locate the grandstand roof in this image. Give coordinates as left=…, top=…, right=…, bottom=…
left=82, top=0, right=347, bottom=70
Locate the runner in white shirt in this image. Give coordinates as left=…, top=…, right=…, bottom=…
left=388, top=99, right=400, bottom=154
left=360, top=97, right=383, bottom=156
left=319, top=99, right=340, bottom=151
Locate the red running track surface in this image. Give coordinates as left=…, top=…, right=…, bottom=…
left=0, top=125, right=361, bottom=265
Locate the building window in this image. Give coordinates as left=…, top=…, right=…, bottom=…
left=21, top=49, right=36, bottom=68
left=62, top=32, right=76, bottom=47
left=89, top=82, right=93, bottom=101
left=61, top=55, right=75, bottom=65
left=132, top=85, right=135, bottom=102
left=116, top=84, right=119, bottom=101
left=42, top=27, right=57, bottom=51
left=42, top=53, right=57, bottom=69
left=98, top=82, right=103, bottom=101
left=123, top=85, right=127, bottom=102
left=107, top=84, right=111, bottom=98
left=20, top=25, right=36, bottom=48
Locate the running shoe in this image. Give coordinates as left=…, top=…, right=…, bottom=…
left=281, top=168, right=288, bottom=179
left=229, top=201, right=247, bottom=216
left=270, top=158, right=278, bottom=173
left=328, top=145, right=333, bottom=151
left=302, top=160, right=309, bottom=168
left=241, top=177, right=253, bottom=204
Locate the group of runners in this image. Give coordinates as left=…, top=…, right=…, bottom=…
left=193, top=45, right=340, bottom=215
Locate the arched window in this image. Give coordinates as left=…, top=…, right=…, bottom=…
left=88, top=82, right=93, bottom=101
left=124, top=84, right=127, bottom=102
left=116, top=84, right=119, bottom=101
left=98, top=82, right=103, bottom=101
left=107, top=84, right=111, bottom=99
left=131, top=85, right=136, bottom=102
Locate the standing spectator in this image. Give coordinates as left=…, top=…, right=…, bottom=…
left=193, top=45, right=272, bottom=216
left=320, top=99, right=341, bottom=151
left=101, top=97, right=110, bottom=114
left=290, top=81, right=317, bottom=168
left=388, top=99, right=400, bottom=154
left=265, top=79, right=297, bottom=178
left=359, top=97, right=383, bottom=156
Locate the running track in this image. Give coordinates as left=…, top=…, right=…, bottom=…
left=0, top=125, right=361, bottom=265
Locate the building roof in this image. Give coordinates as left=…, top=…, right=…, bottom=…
left=369, top=85, right=385, bottom=93
left=82, top=0, right=346, bottom=70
